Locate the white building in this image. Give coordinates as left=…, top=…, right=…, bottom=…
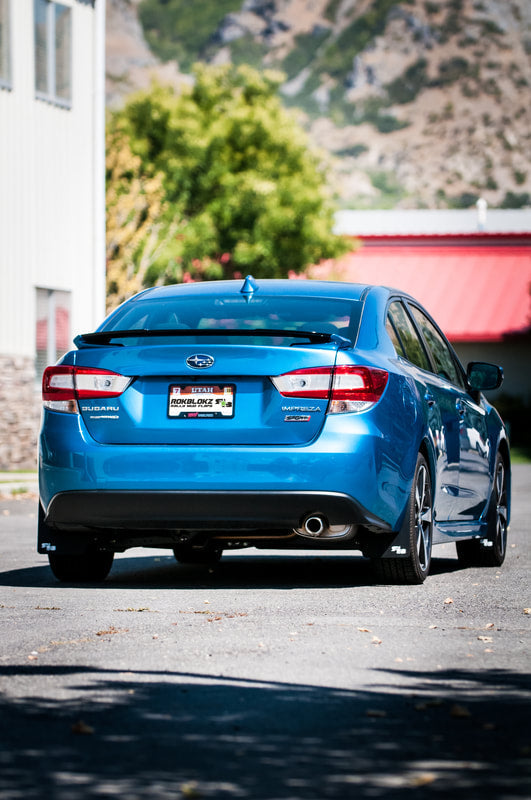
left=0, top=0, right=106, bottom=470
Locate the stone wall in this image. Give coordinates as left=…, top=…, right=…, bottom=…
left=0, top=354, right=40, bottom=470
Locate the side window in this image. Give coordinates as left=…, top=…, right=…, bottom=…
left=409, top=305, right=464, bottom=387
left=385, top=316, right=405, bottom=357
left=387, top=301, right=430, bottom=371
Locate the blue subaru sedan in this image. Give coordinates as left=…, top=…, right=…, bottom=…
left=38, top=277, right=510, bottom=584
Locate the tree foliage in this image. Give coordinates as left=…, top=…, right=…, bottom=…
left=106, top=64, right=348, bottom=309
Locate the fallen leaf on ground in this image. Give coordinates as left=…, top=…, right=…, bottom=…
left=477, top=636, right=493, bottom=642
left=358, top=627, right=371, bottom=633
left=180, top=781, right=202, bottom=798
left=410, top=773, right=437, bottom=787
left=96, top=626, right=128, bottom=636
left=371, top=636, right=382, bottom=645
left=444, top=598, right=454, bottom=605
left=71, top=720, right=94, bottom=735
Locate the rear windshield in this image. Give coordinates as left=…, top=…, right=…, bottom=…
left=100, top=295, right=362, bottom=345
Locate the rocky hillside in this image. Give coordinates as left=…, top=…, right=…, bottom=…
left=106, top=0, right=531, bottom=209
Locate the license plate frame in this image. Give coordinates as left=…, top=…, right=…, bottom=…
left=168, top=384, right=235, bottom=419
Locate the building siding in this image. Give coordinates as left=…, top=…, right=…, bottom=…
left=0, top=0, right=106, bottom=469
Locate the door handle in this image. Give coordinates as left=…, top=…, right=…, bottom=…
left=425, top=392, right=435, bottom=407
left=456, top=399, right=465, bottom=417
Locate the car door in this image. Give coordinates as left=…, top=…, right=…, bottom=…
left=387, top=300, right=459, bottom=522
left=407, top=304, right=491, bottom=522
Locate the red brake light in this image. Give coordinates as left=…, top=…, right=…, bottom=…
left=42, top=366, right=131, bottom=413
left=272, top=366, right=388, bottom=413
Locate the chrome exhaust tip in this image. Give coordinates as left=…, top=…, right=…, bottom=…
left=295, top=515, right=357, bottom=541
left=303, top=515, right=326, bottom=537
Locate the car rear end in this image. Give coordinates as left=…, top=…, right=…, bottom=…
left=38, top=280, right=407, bottom=559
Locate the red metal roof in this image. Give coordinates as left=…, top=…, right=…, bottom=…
left=318, top=243, right=531, bottom=342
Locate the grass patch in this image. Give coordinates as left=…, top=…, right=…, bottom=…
left=509, top=447, right=531, bottom=464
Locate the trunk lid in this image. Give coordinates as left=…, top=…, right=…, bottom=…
left=75, top=342, right=341, bottom=445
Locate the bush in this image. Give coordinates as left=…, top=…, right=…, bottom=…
left=105, top=64, right=349, bottom=307
left=500, top=192, right=531, bottom=208
left=431, top=57, right=470, bottom=87
left=282, top=29, right=331, bottom=79
left=319, top=0, right=397, bottom=80
left=138, top=0, right=242, bottom=69
left=386, top=59, right=428, bottom=104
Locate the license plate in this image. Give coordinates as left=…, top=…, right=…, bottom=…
left=168, top=384, right=235, bottom=418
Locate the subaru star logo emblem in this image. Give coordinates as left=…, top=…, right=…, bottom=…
left=186, top=354, right=215, bottom=369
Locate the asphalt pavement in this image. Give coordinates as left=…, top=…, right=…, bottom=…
left=0, top=465, right=529, bottom=800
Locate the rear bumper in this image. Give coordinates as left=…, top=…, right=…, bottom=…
left=44, top=490, right=392, bottom=533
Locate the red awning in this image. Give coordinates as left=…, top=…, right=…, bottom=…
left=317, top=244, right=531, bottom=342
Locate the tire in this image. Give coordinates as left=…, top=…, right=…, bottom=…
left=373, top=453, right=433, bottom=585
left=173, top=546, right=223, bottom=565
left=456, top=452, right=508, bottom=568
left=48, top=551, right=114, bottom=583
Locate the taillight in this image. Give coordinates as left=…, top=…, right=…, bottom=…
left=42, top=366, right=131, bottom=413
left=271, top=366, right=388, bottom=413
left=270, top=367, right=332, bottom=399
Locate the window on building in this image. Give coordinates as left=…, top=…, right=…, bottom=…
left=0, top=0, right=11, bottom=90
left=36, top=288, right=71, bottom=381
left=34, top=0, right=71, bottom=107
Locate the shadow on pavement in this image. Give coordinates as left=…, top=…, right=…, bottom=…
left=0, top=665, right=529, bottom=799
left=0, top=551, right=462, bottom=590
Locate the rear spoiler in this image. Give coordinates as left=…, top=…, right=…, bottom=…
left=74, top=329, right=352, bottom=349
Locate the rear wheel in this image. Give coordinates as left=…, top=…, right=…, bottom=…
left=48, top=551, right=114, bottom=583
left=456, top=452, right=508, bottom=568
left=373, top=453, right=433, bottom=585
left=173, top=546, right=223, bottom=565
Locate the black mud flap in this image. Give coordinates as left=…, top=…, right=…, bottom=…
left=357, top=510, right=412, bottom=559
left=38, top=503, right=95, bottom=555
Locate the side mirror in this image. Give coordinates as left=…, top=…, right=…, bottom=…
left=467, top=361, right=503, bottom=392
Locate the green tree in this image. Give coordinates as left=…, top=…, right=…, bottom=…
left=106, top=64, right=348, bottom=307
